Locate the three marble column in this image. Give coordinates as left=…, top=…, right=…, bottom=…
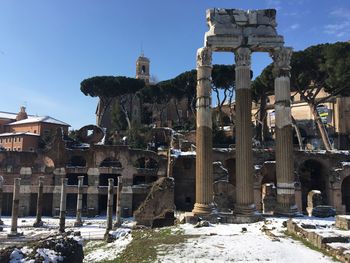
left=192, top=47, right=214, bottom=215
left=271, top=47, right=298, bottom=216
left=234, top=47, right=259, bottom=218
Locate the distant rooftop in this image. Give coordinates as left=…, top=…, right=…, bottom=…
left=0, top=111, right=21, bottom=120
left=8, top=116, right=70, bottom=126
left=0, top=131, right=40, bottom=137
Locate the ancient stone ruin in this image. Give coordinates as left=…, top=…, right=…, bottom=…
left=192, top=8, right=298, bottom=222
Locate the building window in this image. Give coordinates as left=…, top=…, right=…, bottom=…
left=18, top=148, right=21, bottom=152
left=18, top=137, right=21, bottom=142
left=0, top=139, right=2, bottom=143
left=14, top=138, right=17, bottom=142
left=29, top=148, right=34, bottom=152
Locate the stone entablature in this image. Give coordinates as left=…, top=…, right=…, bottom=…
left=205, top=9, right=284, bottom=52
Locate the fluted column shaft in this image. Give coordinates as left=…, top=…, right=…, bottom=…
left=33, top=176, right=44, bottom=227
left=59, top=178, right=68, bottom=233
left=74, top=176, right=84, bottom=227
left=106, top=178, right=114, bottom=234
left=114, top=176, right=123, bottom=227
left=271, top=47, right=298, bottom=216
left=234, top=47, right=257, bottom=216
left=192, top=47, right=213, bottom=215
left=10, top=178, right=21, bottom=235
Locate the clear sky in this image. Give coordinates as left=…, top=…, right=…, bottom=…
left=1, top=0, right=349, bottom=129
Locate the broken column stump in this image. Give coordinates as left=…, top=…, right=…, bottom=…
left=8, top=178, right=22, bottom=237
left=134, top=177, right=175, bottom=227
left=33, top=176, right=44, bottom=227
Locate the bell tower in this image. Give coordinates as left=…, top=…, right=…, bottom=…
left=136, top=53, right=150, bottom=84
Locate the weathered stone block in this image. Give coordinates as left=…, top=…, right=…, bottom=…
left=336, top=215, right=350, bottom=230
left=134, top=177, right=175, bottom=227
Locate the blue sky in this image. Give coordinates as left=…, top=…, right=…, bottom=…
left=0, top=0, right=349, bottom=129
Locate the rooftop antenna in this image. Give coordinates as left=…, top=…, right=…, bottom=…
left=140, top=41, right=144, bottom=57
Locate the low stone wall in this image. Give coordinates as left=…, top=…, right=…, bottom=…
left=287, top=219, right=350, bottom=262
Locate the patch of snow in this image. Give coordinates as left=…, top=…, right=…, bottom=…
left=157, top=217, right=336, bottom=263
left=36, top=248, right=63, bottom=263
left=341, top=162, right=350, bottom=167
left=83, top=227, right=132, bottom=263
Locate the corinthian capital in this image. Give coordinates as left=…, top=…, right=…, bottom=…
left=235, top=47, right=251, bottom=68
left=271, top=47, right=292, bottom=77
left=196, top=47, right=212, bottom=68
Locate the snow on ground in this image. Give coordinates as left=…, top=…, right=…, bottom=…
left=0, top=216, right=345, bottom=262
left=0, top=216, right=111, bottom=241
left=0, top=216, right=134, bottom=263
left=83, top=228, right=132, bottom=263
left=157, top=217, right=337, bottom=263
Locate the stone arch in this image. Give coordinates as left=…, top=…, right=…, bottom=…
left=257, top=161, right=277, bottom=214
left=67, top=155, right=87, bottom=167
left=341, top=174, right=350, bottom=213
left=99, top=157, right=122, bottom=168
left=298, top=159, right=327, bottom=211
left=134, top=157, right=158, bottom=169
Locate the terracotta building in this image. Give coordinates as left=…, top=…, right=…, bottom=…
left=0, top=107, right=69, bottom=152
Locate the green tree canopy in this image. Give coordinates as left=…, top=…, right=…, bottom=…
left=80, top=76, right=145, bottom=98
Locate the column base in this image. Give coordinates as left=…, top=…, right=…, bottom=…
left=233, top=204, right=262, bottom=223
left=33, top=220, right=44, bottom=227
left=192, top=203, right=213, bottom=215
left=274, top=203, right=300, bottom=217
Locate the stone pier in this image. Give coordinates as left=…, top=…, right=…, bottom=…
left=33, top=176, right=44, bottom=227
left=272, top=47, right=298, bottom=216
left=0, top=176, right=3, bottom=225
left=59, top=178, right=68, bottom=233
left=74, top=176, right=84, bottom=227
left=8, top=178, right=21, bottom=237
left=234, top=47, right=260, bottom=221
left=192, top=46, right=214, bottom=216
left=105, top=178, right=114, bottom=236
left=114, top=176, right=123, bottom=227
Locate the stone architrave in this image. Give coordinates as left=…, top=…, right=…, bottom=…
left=8, top=178, right=21, bottom=237
left=271, top=47, right=298, bottom=216
left=0, top=176, right=4, bottom=225
left=59, top=178, right=68, bottom=233
left=74, top=176, right=84, bottom=227
left=192, top=46, right=214, bottom=215
left=234, top=47, right=259, bottom=220
left=33, top=176, right=44, bottom=227
left=105, top=178, right=114, bottom=236
left=114, top=176, right=123, bottom=227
